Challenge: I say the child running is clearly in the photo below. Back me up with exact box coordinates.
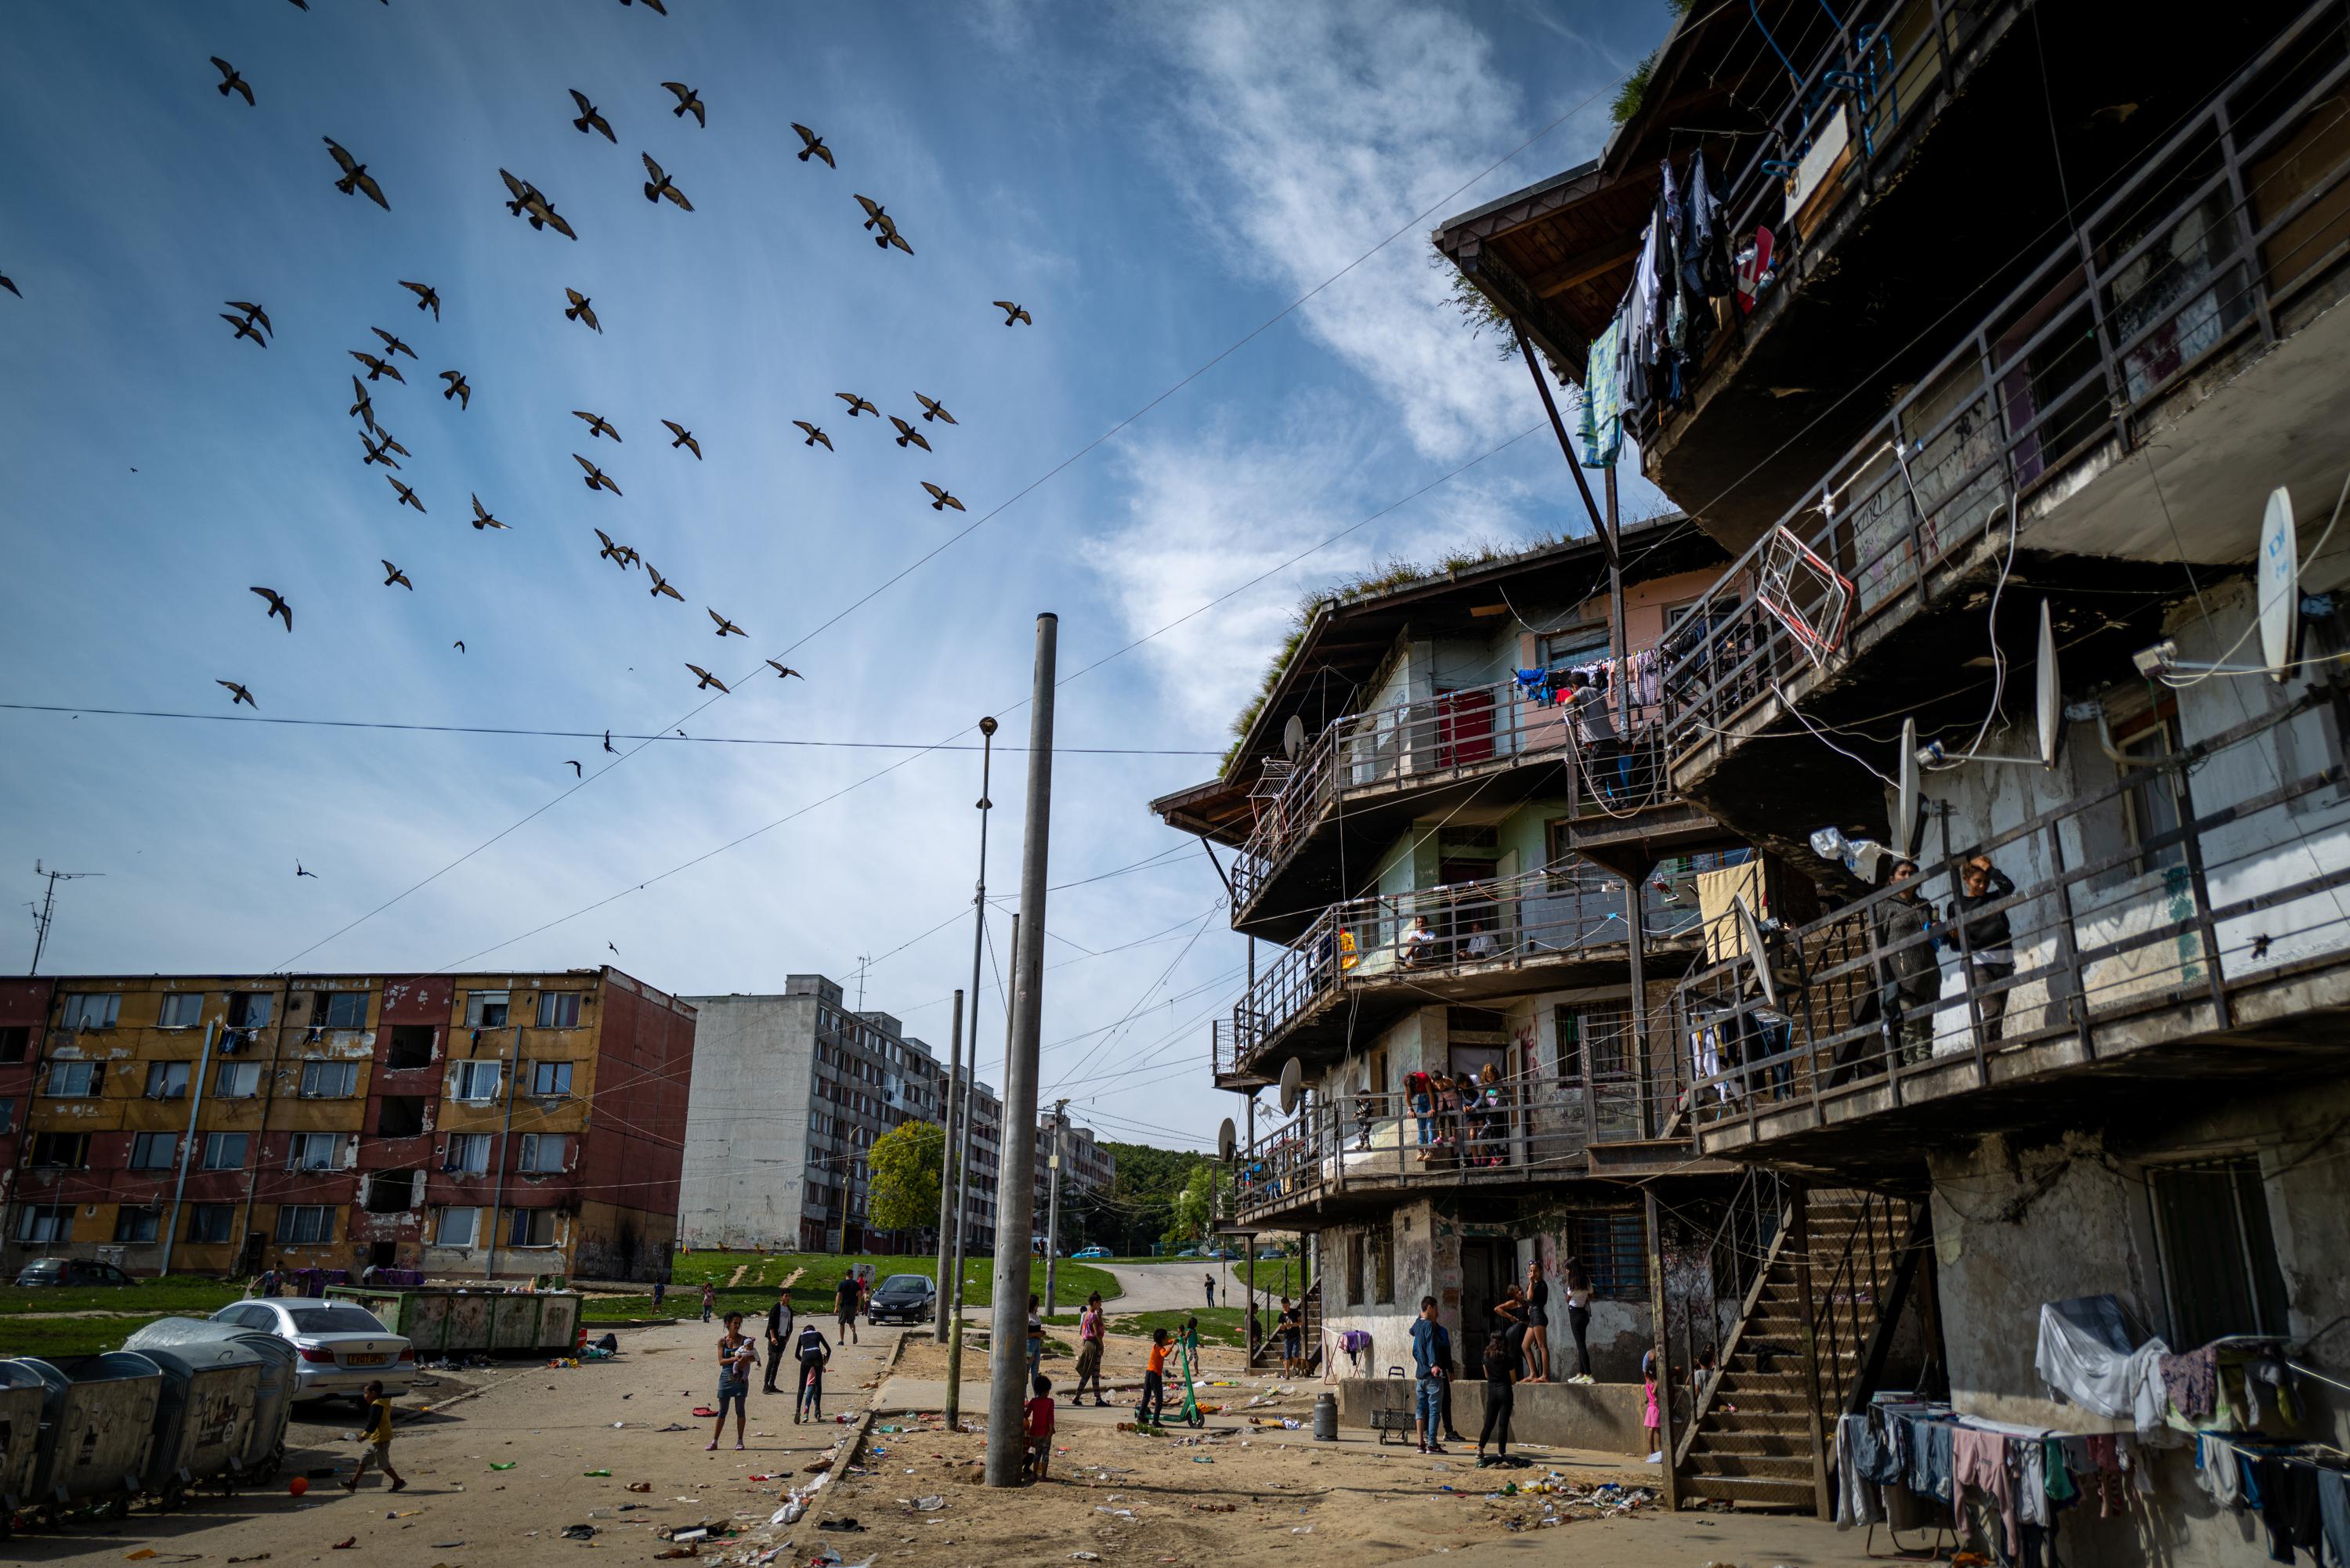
[342,1379,404,1493]
[1137,1328,1171,1425]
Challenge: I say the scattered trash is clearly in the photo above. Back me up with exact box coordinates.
[127,1552,157,1561]
[1072,1555,1101,1563]
[489,1461,516,1471]
[803,1458,833,1475]
[228,1557,273,1564]
[654,1549,697,1559]
[815,1519,865,1533]
[331,1540,356,1552]
[561,1524,598,1541]
[660,1423,690,1433]
[1191,1457,1214,1465]
[627,1482,652,1493]
[692,1407,718,1418]
[911,1496,945,1512]
[1191,1502,1235,1513]
[668,1528,709,1544]
[385,1508,421,1518]
[583,1469,612,1476]
[771,1499,808,1526]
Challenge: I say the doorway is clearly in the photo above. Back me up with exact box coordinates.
[368,1241,397,1270]
[1459,1237,1516,1373]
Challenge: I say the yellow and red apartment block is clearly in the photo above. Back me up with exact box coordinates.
[0,968,694,1282]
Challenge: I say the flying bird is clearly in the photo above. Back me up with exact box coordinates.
[855,195,913,253]
[388,476,425,513]
[250,586,293,632]
[349,349,404,384]
[794,421,833,450]
[358,429,400,468]
[211,57,255,107]
[595,528,634,567]
[574,453,621,495]
[913,392,956,425]
[566,760,583,778]
[661,420,700,458]
[641,154,692,210]
[323,137,389,209]
[374,427,410,461]
[922,482,965,512]
[766,661,803,681]
[0,275,17,298]
[685,663,728,693]
[890,416,931,452]
[439,369,471,409]
[994,301,1033,327]
[663,81,706,127]
[381,560,412,590]
[499,170,578,239]
[646,565,685,602]
[568,89,616,143]
[220,312,269,347]
[399,280,440,320]
[471,494,511,530]
[371,327,416,362]
[296,863,317,879]
[563,288,601,333]
[349,377,375,431]
[707,608,746,638]
[217,679,256,708]
[453,641,465,653]
[620,0,667,11]
[603,730,616,753]
[835,392,877,417]
[792,124,834,168]
[573,410,621,442]
[607,941,619,954]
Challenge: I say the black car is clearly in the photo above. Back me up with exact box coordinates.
[14,1258,137,1288]
[866,1273,936,1325]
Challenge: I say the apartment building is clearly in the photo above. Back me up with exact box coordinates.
[678,977,990,1255]
[0,980,49,1227]
[1033,1113,1116,1244]
[1431,0,2350,1537]
[0,968,693,1282]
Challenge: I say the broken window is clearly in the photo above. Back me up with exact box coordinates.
[28,1133,90,1168]
[227,992,273,1028]
[145,1061,191,1100]
[518,1133,569,1173]
[0,1025,27,1063]
[203,1133,248,1170]
[186,1204,234,1244]
[129,1132,176,1170]
[316,992,369,1029]
[365,1170,421,1212]
[465,991,512,1028]
[114,1209,159,1244]
[274,1205,334,1245]
[299,1060,360,1099]
[535,992,583,1029]
[386,1024,435,1071]
[378,1096,428,1138]
[157,993,204,1029]
[508,1208,558,1247]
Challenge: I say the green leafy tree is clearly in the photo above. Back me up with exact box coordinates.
[1165,1164,1222,1248]
[866,1120,945,1236]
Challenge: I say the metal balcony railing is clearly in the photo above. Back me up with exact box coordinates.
[1662,0,2350,768]
[1658,685,2350,1146]
[1233,673,1673,915]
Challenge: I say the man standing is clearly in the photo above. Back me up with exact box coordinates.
[833,1270,861,1346]
[1204,1273,1216,1310]
[1410,1295,1448,1454]
[762,1284,794,1395]
[1876,858,1943,1065]
[1946,851,2017,1042]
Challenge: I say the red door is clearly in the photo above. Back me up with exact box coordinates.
[1435,688,1495,767]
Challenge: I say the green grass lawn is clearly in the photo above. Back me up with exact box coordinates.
[584,1254,1121,1324]
[0,1313,186,1360]
[0,1277,248,1317]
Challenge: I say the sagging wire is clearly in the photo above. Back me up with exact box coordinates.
[2159,468,2350,688]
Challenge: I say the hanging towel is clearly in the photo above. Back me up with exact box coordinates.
[1580,317,1623,468]
[1953,1428,2019,1555]
[1836,1413,1882,1530]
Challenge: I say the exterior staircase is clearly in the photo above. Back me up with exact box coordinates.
[1249,1277,1323,1373]
[1674,1184,1925,1512]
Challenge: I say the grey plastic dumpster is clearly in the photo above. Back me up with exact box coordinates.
[124,1320,295,1483]
[22,1353,162,1516]
[134,1344,262,1508]
[0,1360,49,1534]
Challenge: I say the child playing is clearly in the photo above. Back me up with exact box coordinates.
[1021,1373,1056,1480]
[1137,1328,1171,1425]
[342,1379,404,1493]
[794,1318,833,1423]
[1643,1346,1662,1463]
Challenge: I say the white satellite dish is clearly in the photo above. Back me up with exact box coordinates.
[1896,717,1921,857]
[1733,894,1776,1010]
[1217,1117,1237,1162]
[1913,599,2063,771]
[1278,1056,1303,1115]
[1283,715,1307,761]
[2260,486,2301,681]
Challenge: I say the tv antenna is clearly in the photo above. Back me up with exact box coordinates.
[30,861,103,975]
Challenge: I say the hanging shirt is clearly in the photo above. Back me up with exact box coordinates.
[1580,317,1623,468]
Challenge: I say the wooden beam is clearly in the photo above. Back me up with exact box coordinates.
[1528,234,1644,300]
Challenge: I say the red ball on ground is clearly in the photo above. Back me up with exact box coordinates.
[289,1476,309,1497]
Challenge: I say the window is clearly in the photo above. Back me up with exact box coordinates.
[29,1132,90,1168]
[114,1209,160,1244]
[203,1133,248,1170]
[535,992,582,1029]
[2119,717,2186,875]
[274,1205,334,1245]
[1539,622,1612,670]
[518,1133,569,1173]
[1346,1231,1366,1305]
[316,992,368,1028]
[2150,1155,2290,1348]
[528,1060,573,1097]
[0,1099,12,1135]
[434,1206,481,1246]
[215,1061,262,1099]
[0,1025,26,1063]
[130,1132,177,1170]
[378,1095,427,1137]
[16,1204,73,1243]
[287,1132,342,1171]
[508,1207,558,1247]
[1579,1003,1636,1078]
[186,1205,235,1244]
[60,992,121,1030]
[385,1024,434,1071]
[452,1061,502,1102]
[299,1060,360,1099]
[365,1169,420,1212]
[443,1133,492,1173]
[465,991,511,1028]
[43,1060,102,1097]
[1371,1221,1394,1305]
[157,993,204,1029]
[227,992,273,1028]
[1553,1006,1584,1082]
[1563,1212,1650,1300]
[145,1061,191,1099]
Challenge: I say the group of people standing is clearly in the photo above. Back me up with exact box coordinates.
[1406,1066,1519,1165]
[1410,1255,1597,1465]
[701,1276,862,1450]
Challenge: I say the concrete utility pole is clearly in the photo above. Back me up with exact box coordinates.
[27,862,101,974]
[932,989,964,1342]
[160,1017,220,1274]
[946,913,1013,1433]
[944,717,997,1415]
[1043,1098,1068,1311]
[985,613,1058,1487]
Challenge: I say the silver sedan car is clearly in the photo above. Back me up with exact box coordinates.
[210,1298,415,1403]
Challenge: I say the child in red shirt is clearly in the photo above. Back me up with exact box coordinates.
[1021,1373,1056,1480]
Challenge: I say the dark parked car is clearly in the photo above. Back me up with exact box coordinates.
[14,1258,136,1287]
[866,1273,937,1326]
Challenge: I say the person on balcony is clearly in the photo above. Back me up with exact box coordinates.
[1408,1071,1437,1156]
[1462,919,1499,963]
[1399,914,1440,969]
[1945,852,2018,1042]
[1431,1072,1462,1158]
[1874,858,1943,1065]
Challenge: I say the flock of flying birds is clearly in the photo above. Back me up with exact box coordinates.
[45,0,1053,857]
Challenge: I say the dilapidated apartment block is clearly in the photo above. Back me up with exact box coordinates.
[0,967,693,1283]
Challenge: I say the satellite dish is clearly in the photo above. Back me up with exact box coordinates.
[2035,599,2061,768]
[1896,717,1921,858]
[1217,1117,1237,1162]
[1734,894,1776,1010]
[1278,1056,1303,1115]
[2260,486,2301,681]
[1282,715,1307,761]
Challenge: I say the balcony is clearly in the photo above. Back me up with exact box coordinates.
[1215,860,1708,1087]
[1659,689,2350,1180]
[1658,0,2350,851]
[1230,675,1719,942]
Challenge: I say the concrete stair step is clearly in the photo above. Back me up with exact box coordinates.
[1685,1451,1814,1479]
[1679,1473,1819,1506]
[1692,1432,1811,1457]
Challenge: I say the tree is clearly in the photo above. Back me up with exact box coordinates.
[866,1120,944,1236]
[1165,1164,1222,1248]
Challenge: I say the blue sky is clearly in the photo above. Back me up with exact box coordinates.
[0,0,1672,1151]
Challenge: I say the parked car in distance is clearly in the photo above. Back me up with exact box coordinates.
[210,1298,414,1402]
[1072,1245,1112,1259]
[14,1257,136,1287]
[865,1274,937,1326]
